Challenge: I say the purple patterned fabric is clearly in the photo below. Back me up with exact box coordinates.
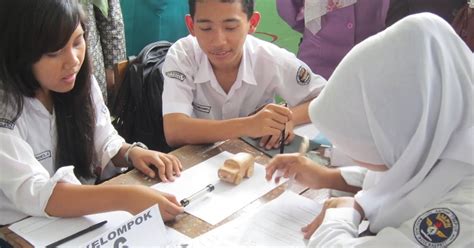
[277,0,390,80]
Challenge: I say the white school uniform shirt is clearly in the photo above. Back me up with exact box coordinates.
[162,35,326,119]
[0,77,124,225]
[309,173,474,247]
[307,13,473,247]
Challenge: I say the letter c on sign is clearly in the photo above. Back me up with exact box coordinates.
[113,237,128,248]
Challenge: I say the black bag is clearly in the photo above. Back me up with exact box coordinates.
[111,41,173,153]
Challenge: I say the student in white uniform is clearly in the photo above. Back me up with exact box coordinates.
[0,0,184,226]
[266,13,473,247]
[162,0,326,149]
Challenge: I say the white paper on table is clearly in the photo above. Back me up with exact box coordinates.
[8,211,131,247]
[192,191,322,247]
[165,227,193,247]
[152,151,286,225]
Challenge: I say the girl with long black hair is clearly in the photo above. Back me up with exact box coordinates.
[0,0,183,225]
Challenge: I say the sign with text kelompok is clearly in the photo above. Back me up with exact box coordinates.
[82,205,167,248]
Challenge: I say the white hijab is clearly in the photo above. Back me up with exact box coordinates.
[309,13,473,233]
[305,0,357,34]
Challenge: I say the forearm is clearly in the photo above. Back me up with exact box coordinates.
[164,115,251,147]
[315,167,361,193]
[290,101,311,126]
[45,183,136,217]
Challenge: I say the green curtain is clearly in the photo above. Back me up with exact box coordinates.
[120,0,189,56]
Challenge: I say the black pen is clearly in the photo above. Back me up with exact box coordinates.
[280,102,288,154]
[180,184,215,207]
[45,220,107,248]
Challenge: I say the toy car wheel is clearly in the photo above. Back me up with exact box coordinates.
[234,175,242,184]
[245,165,254,177]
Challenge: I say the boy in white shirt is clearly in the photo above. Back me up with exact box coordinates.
[162,0,326,149]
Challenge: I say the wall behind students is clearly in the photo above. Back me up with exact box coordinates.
[121,0,299,56]
[253,0,302,54]
[120,0,189,56]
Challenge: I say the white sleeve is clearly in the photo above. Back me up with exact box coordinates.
[308,177,473,247]
[161,39,196,116]
[339,166,368,188]
[91,77,125,170]
[308,208,464,248]
[274,48,326,107]
[0,133,80,219]
[308,208,418,247]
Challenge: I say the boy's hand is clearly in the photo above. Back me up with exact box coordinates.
[246,103,292,141]
[129,148,182,182]
[259,119,295,149]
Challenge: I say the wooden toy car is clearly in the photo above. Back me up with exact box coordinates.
[218,152,255,185]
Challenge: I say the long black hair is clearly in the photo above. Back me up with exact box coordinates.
[0,0,98,180]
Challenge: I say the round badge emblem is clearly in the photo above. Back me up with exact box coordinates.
[413,208,459,247]
[296,66,311,85]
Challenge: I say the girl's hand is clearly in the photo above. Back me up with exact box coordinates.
[265,153,330,189]
[126,186,184,221]
[129,148,182,182]
[301,197,364,239]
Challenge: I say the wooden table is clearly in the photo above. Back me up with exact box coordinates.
[1,138,310,247]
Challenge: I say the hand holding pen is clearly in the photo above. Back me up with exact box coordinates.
[246,103,293,149]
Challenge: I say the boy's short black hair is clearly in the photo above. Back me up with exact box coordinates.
[188,0,255,20]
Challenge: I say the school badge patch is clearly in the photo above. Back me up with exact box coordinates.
[413,208,459,247]
[296,66,311,85]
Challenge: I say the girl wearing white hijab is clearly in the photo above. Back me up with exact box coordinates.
[266,13,473,247]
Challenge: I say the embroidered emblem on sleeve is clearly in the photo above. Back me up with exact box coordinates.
[192,102,211,114]
[413,208,460,247]
[0,118,15,130]
[165,71,186,81]
[296,66,311,85]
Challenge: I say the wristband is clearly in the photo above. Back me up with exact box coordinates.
[124,142,148,165]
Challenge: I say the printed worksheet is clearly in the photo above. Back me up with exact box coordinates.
[192,191,322,247]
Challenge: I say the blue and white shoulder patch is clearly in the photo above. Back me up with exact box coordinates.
[296,66,311,85]
[413,208,460,247]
